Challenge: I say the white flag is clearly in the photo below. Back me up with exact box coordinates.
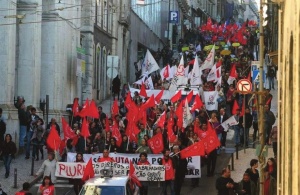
[141,50,160,75]
[221,116,238,131]
[190,56,202,85]
[160,65,172,80]
[134,75,146,85]
[201,45,215,70]
[183,99,193,128]
[144,76,154,90]
[169,56,186,92]
[207,64,217,82]
[203,91,218,111]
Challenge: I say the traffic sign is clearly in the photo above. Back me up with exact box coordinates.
[252,70,265,85]
[107,68,118,79]
[169,11,179,23]
[237,79,252,94]
[107,55,119,68]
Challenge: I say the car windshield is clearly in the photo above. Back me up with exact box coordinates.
[79,185,125,195]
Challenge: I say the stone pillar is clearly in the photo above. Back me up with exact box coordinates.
[16,1,42,108]
[81,0,95,102]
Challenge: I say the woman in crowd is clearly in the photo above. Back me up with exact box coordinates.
[71,153,85,195]
[245,159,260,191]
[37,176,55,195]
[31,118,45,161]
[264,158,277,195]
[0,134,17,178]
[108,137,120,153]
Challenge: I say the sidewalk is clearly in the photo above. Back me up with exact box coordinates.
[0,150,45,194]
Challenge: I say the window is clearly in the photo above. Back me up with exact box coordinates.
[103,1,108,30]
[97,0,102,27]
[95,45,101,100]
[108,4,112,33]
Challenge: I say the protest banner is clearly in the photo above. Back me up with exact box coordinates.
[55,161,165,181]
[67,153,201,178]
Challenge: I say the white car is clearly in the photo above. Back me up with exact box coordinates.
[79,176,137,195]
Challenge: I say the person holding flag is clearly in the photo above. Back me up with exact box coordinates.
[172,145,188,195]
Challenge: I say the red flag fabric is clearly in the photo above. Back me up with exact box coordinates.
[216,59,222,68]
[59,140,66,156]
[265,96,272,105]
[170,90,182,103]
[155,90,164,103]
[141,95,155,110]
[163,65,170,78]
[80,117,90,138]
[167,122,177,143]
[126,121,139,143]
[180,140,205,159]
[190,94,204,112]
[61,117,76,140]
[139,83,147,98]
[175,102,183,129]
[232,100,240,115]
[82,158,95,181]
[111,100,119,116]
[111,122,122,147]
[72,98,80,117]
[229,64,238,78]
[88,100,99,119]
[147,133,164,154]
[185,91,193,103]
[79,99,89,118]
[129,161,142,187]
[105,117,111,132]
[46,125,61,151]
[125,93,134,109]
[156,111,166,128]
[202,122,221,154]
[194,123,201,134]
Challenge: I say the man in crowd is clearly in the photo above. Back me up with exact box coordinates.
[46,118,60,135]
[172,145,187,195]
[97,149,115,162]
[25,107,39,159]
[35,152,57,183]
[160,149,175,195]
[216,168,236,195]
[237,173,257,195]
[218,108,228,149]
[264,104,276,144]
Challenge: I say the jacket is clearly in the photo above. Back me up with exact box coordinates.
[238,180,257,195]
[1,140,17,156]
[36,159,57,183]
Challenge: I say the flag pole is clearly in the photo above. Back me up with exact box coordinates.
[127,137,129,151]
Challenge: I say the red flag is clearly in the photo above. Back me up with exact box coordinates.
[46,125,61,151]
[246,71,251,81]
[156,111,166,128]
[163,65,170,78]
[265,96,272,105]
[139,83,147,98]
[216,59,222,68]
[59,140,66,156]
[170,90,181,103]
[80,117,90,138]
[194,123,201,134]
[155,90,164,103]
[229,64,238,78]
[147,133,164,154]
[125,93,134,109]
[129,161,142,187]
[232,100,240,115]
[105,117,111,132]
[88,100,99,119]
[167,122,177,143]
[72,98,80,117]
[190,94,204,112]
[141,94,155,110]
[202,122,221,154]
[126,121,139,143]
[175,102,183,129]
[111,122,122,147]
[61,117,76,140]
[180,140,205,159]
[111,100,119,116]
[82,158,95,181]
[185,91,193,103]
[79,99,89,118]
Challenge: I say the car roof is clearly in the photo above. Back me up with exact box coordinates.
[84,176,129,186]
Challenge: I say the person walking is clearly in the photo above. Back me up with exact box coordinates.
[245,159,260,188]
[37,176,55,195]
[35,153,57,183]
[237,173,257,195]
[31,118,45,161]
[112,75,121,100]
[172,145,188,195]
[26,107,40,159]
[263,158,277,195]
[0,134,17,178]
